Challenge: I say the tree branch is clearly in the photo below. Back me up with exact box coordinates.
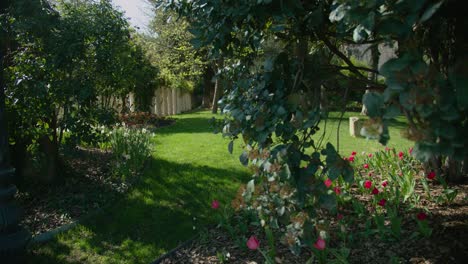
[319,34,369,79]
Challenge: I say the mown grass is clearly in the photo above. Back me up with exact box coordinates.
[28,110,413,263]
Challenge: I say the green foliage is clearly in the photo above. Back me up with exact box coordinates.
[137,9,205,92]
[162,0,466,260]
[106,125,153,179]
[3,0,158,180]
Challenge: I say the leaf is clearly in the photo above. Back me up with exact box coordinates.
[420,1,444,23]
[353,25,369,43]
[362,92,383,118]
[239,151,249,166]
[329,4,349,22]
[244,179,255,202]
[383,104,401,119]
[342,166,354,183]
[228,140,234,154]
[328,166,341,181]
[449,70,468,110]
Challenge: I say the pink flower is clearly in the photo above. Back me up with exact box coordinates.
[334,187,341,195]
[398,151,404,160]
[211,200,220,209]
[363,163,369,169]
[409,147,413,155]
[348,156,355,162]
[371,187,379,195]
[378,199,387,207]
[368,153,373,158]
[313,237,326,250]
[324,179,332,188]
[427,171,436,180]
[351,151,357,156]
[364,180,372,189]
[382,181,388,187]
[417,212,427,221]
[385,147,391,152]
[246,236,260,250]
[337,214,344,221]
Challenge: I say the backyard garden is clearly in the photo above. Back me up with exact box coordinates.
[1,0,467,264]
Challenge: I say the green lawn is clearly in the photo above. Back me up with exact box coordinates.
[28,110,413,263]
[315,112,414,156]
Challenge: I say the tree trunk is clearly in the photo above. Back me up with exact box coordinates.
[211,77,220,114]
[445,157,466,183]
[202,65,215,108]
[211,59,224,114]
[38,135,61,183]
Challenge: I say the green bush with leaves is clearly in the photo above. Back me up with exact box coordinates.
[160,0,466,261]
[3,0,158,182]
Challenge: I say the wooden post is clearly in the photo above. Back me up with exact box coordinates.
[166,88,172,116]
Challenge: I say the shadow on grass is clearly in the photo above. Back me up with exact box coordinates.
[156,117,217,135]
[27,156,250,264]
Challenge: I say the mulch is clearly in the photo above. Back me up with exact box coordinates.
[16,147,128,236]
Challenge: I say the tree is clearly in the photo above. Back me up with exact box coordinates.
[139,9,205,97]
[6,0,157,182]
[163,0,467,182]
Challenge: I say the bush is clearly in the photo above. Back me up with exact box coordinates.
[228,147,457,262]
[107,124,153,178]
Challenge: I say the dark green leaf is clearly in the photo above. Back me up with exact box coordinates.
[228,140,234,154]
[420,1,444,23]
[363,92,383,118]
[239,151,249,166]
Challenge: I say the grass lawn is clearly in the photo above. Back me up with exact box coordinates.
[28,110,413,263]
[315,112,414,155]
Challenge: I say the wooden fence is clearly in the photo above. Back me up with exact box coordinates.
[101,88,193,117]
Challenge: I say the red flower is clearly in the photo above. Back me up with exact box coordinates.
[382,181,388,187]
[324,179,332,188]
[363,163,369,169]
[417,212,427,221]
[334,187,341,195]
[364,180,372,189]
[378,199,387,207]
[409,147,413,155]
[211,200,220,209]
[247,236,260,250]
[348,156,355,162]
[398,151,404,160]
[351,151,357,156]
[368,153,373,158]
[427,171,436,180]
[313,237,326,250]
[372,187,379,195]
[337,214,344,221]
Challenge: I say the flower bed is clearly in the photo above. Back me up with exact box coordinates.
[158,148,467,263]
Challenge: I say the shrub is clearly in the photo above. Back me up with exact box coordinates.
[107,124,153,178]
